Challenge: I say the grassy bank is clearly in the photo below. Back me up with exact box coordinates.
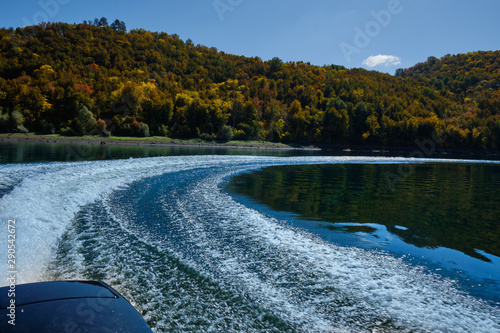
[0,133,318,150]
[3,133,500,161]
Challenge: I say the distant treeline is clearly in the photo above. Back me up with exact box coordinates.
[0,20,499,149]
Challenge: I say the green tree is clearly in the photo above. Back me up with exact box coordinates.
[110,19,126,33]
[76,106,96,134]
[185,98,209,136]
[327,97,347,111]
[218,125,233,141]
[231,99,243,127]
[323,106,349,143]
[10,109,27,133]
[137,122,150,137]
[95,17,109,27]
[142,98,173,135]
[352,101,369,142]
[268,57,284,74]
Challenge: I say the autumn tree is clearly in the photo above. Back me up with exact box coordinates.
[0,22,498,149]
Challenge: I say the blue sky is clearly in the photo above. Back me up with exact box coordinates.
[1,0,499,74]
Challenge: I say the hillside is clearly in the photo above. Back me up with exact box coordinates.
[397,52,500,118]
[0,21,499,149]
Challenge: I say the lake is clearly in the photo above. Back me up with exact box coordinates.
[226,163,500,300]
[0,142,499,332]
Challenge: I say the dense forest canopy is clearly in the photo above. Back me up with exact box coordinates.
[0,20,499,149]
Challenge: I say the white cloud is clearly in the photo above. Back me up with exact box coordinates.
[362,55,401,67]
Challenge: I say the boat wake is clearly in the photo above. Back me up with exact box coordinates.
[0,156,498,332]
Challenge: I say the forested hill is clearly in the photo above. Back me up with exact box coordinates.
[396,52,500,113]
[0,21,499,149]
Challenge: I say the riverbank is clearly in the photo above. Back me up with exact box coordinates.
[1,133,499,160]
[0,133,318,151]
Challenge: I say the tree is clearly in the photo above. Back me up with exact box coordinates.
[327,97,347,111]
[111,19,126,33]
[231,99,243,127]
[209,99,231,132]
[395,68,405,77]
[137,122,150,137]
[218,125,233,141]
[142,99,173,125]
[352,102,369,142]
[0,108,26,133]
[96,118,108,136]
[95,17,109,27]
[323,106,349,143]
[427,56,438,64]
[241,101,258,124]
[185,98,209,136]
[354,102,368,119]
[76,106,96,134]
[10,109,27,133]
[289,100,311,141]
[33,65,55,80]
[269,57,284,74]
[364,113,381,142]
[0,23,497,149]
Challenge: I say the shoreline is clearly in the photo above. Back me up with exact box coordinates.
[0,133,315,151]
[1,133,500,160]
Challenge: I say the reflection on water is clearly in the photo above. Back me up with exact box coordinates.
[227,163,500,262]
[0,141,311,163]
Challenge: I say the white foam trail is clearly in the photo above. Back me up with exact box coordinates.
[0,155,496,284]
[169,167,499,332]
[0,156,246,283]
[1,156,499,332]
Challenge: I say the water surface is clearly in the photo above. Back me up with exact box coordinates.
[227,163,500,301]
[0,141,309,164]
[0,149,499,332]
